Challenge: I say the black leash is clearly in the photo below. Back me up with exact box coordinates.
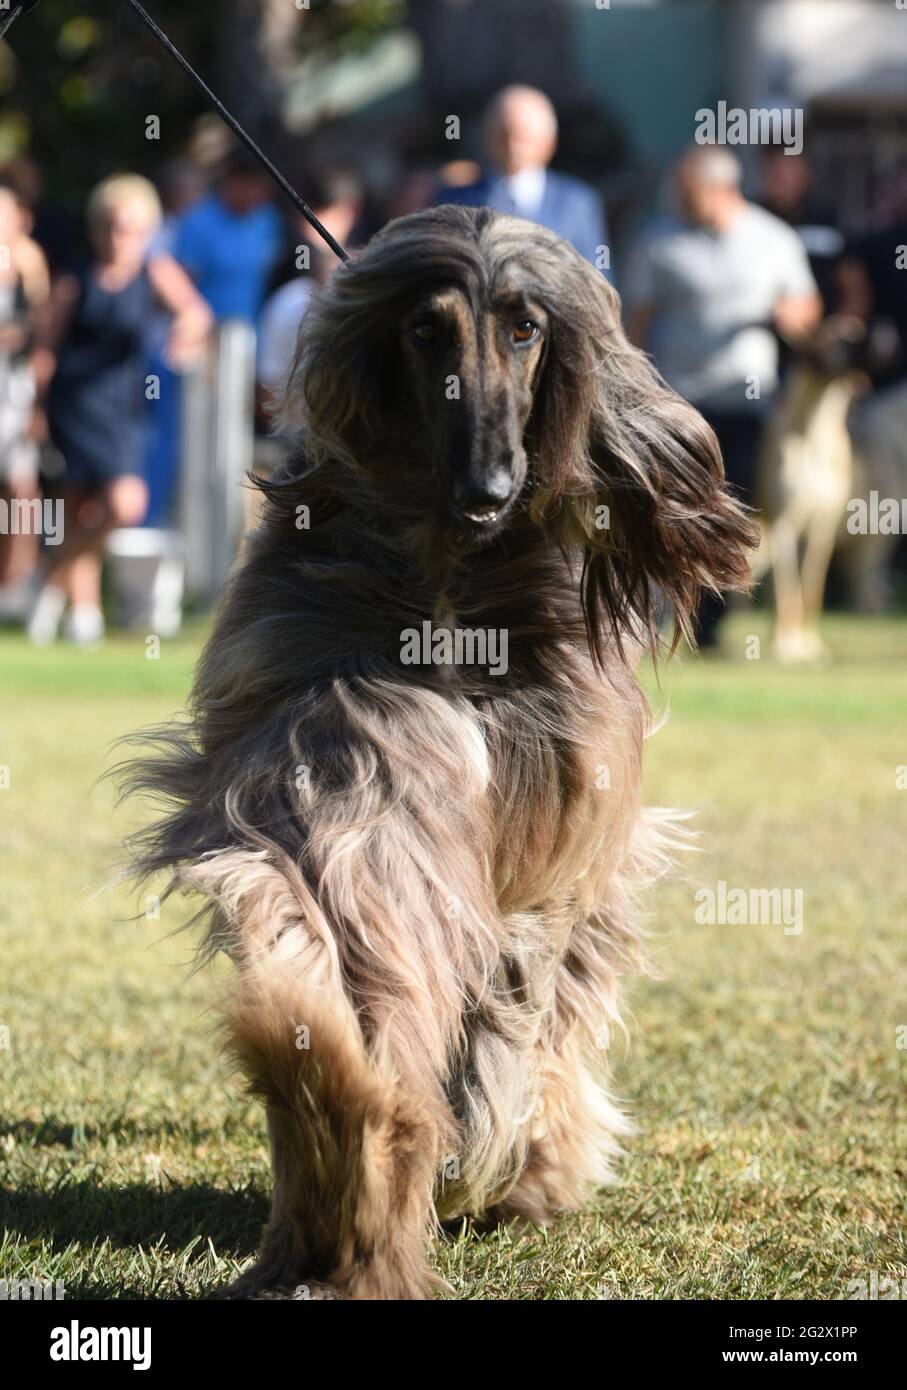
[0,0,350,264]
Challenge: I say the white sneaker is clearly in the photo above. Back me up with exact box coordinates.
[63,603,106,648]
[25,584,67,646]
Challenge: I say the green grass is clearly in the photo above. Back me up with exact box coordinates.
[1,613,906,1299]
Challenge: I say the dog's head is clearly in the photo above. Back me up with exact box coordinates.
[290,204,757,656]
[394,272,545,533]
[795,314,900,381]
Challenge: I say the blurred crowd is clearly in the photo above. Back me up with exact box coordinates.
[1,83,906,646]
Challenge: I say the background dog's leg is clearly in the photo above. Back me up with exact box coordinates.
[770,514,807,660]
[798,510,840,653]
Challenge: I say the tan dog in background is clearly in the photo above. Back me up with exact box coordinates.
[754,317,894,661]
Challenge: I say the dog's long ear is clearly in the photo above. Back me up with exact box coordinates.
[529,265,758,664]
[281,265,403,468]
[282,207,486,469]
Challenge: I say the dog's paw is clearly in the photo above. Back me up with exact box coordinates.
[223,1273,343,1301]
[247,1282,343,1301]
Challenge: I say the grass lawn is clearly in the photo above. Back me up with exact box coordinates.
[1,612,905,1300]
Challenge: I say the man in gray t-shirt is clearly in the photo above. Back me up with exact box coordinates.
[624,146,820,412]
[623,146,821,644]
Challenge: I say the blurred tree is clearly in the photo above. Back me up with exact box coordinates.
[0,0,401,210]
[0,0,214,207]
[217,0,303,135]
[410,0,573,124]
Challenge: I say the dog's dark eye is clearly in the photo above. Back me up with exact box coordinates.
[512,319,539,345]
[410,321,438,344]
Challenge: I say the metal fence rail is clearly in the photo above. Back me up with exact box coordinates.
[179,320,256,605]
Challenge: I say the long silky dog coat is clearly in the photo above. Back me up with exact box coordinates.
[125,206,754,1298]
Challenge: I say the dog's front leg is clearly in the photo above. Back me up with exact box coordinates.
[196,851,452,1301]
[222,950,450,1300]
[486,904,635,1226]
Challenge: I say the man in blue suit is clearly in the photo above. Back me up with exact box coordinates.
[439,85,609,274]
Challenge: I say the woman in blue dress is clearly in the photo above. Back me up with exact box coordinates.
[29,174,211,644]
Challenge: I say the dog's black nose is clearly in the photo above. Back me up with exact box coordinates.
[453,468,514,511]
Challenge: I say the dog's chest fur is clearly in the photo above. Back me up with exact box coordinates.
[422,556,648,923]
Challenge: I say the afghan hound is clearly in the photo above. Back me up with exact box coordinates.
[754,316,895,662]
[122,205,755,1300]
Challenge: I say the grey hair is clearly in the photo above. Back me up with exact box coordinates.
[683,144,743,187]
[483,84,558,139]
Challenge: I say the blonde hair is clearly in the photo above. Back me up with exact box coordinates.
[86,174,162,244]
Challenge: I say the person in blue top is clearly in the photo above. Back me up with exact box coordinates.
[439,85,610,275]
[173,149,283,323]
